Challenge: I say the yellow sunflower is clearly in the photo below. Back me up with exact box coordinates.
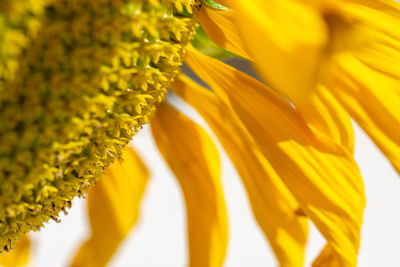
[0,0,399,266]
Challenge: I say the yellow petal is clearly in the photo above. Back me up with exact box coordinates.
[297,86,354,153]
[229,0,328,102]
[0,235,30,267]
[320,1,400,174]
[185,47,365,266]
[150,102,228,267]
[328,52,400,174]
[171,75,308,267]
[71,146,149,267]
[198,7,250,59]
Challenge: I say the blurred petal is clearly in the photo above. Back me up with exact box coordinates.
[198,7,250,59]
[0,235,30,267]
[71,147,149,267]
[229,0,328,102]
[150,102,228,267]
[185,48,365,266]
[171,75,308,267]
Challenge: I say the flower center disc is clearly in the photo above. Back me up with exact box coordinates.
[0,0,198,251]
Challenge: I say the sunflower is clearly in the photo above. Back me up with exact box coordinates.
[0,0,399,266]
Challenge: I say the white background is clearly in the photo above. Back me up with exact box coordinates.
[22,101,400,267]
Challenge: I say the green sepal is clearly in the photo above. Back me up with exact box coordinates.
[191,25,237,60]
[202,0,228,10]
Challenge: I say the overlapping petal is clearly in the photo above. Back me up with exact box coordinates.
[171,75,308,267]
[185,47,365,266]
[198,5,355,155]
[297,87,355,153]
[150,102,228,267]
[71,147,149,267]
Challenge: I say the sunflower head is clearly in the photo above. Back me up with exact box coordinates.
[0,0,198,251]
